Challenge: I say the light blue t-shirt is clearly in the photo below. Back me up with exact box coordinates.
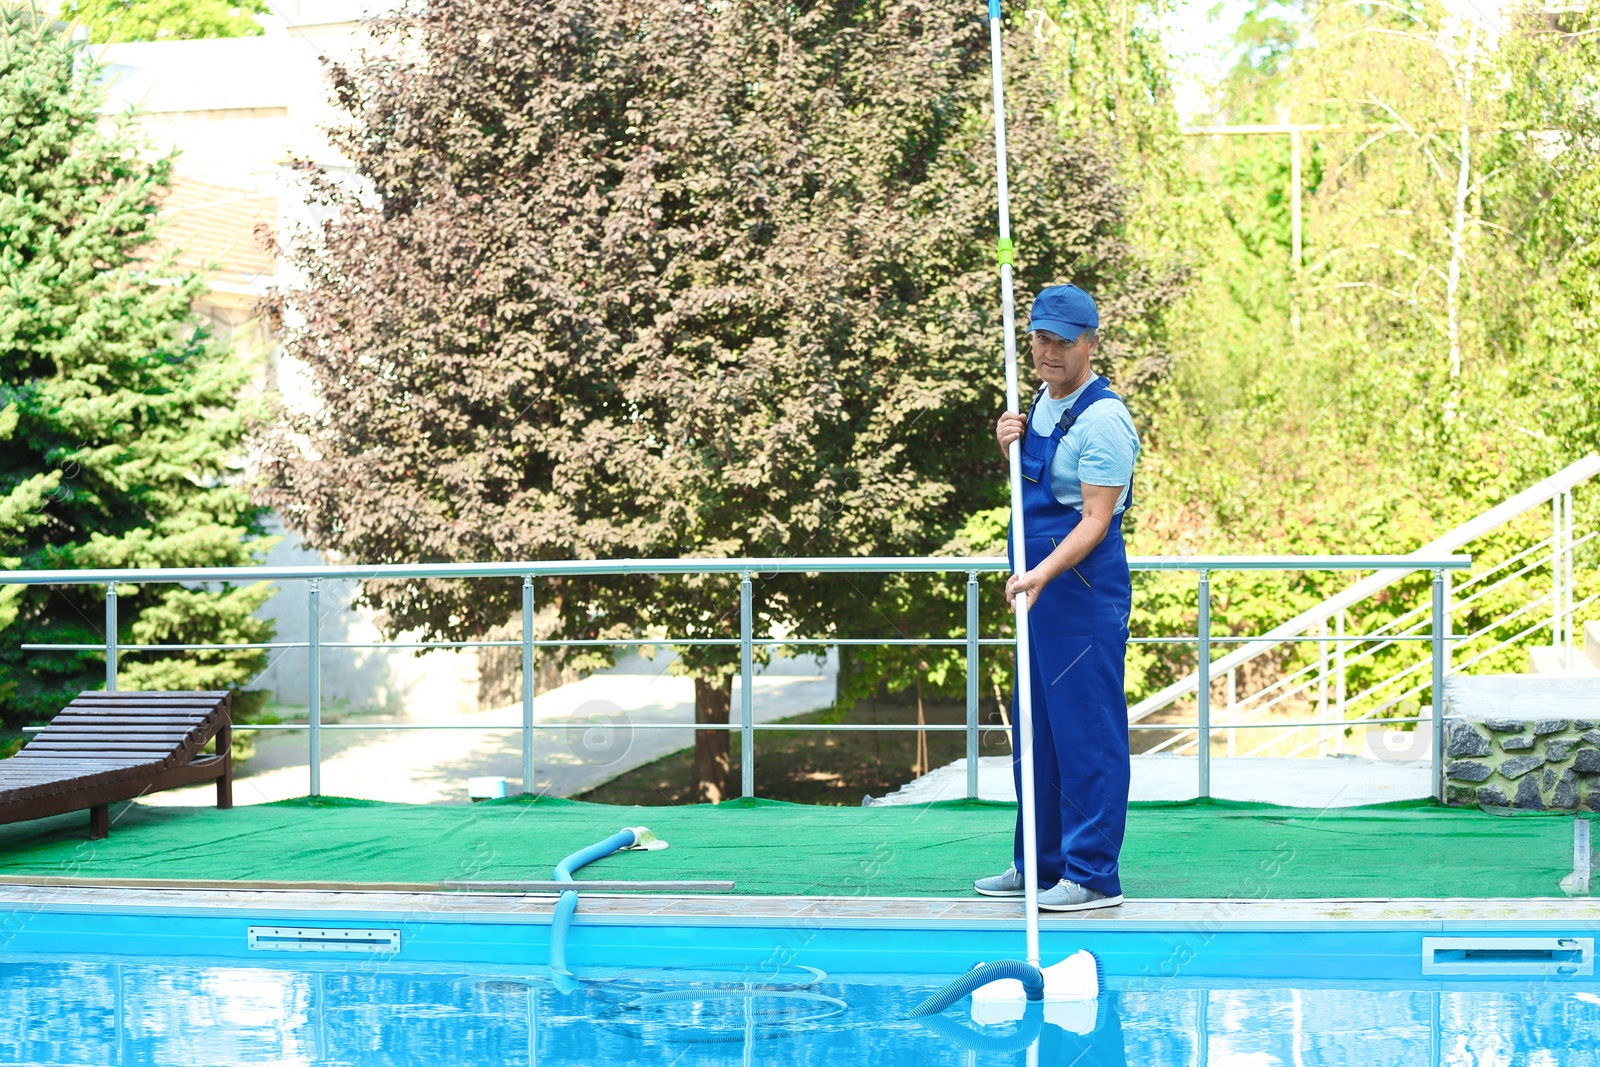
[1029,379,1140,513]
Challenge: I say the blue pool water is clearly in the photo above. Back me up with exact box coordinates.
[2,956,1598,1066]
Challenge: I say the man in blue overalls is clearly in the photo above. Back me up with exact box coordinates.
[974,284,1139,912]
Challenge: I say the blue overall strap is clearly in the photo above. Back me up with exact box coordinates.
[1052,376,1135,509]
[1025,383,1047,423]
[1051,376,1119,435]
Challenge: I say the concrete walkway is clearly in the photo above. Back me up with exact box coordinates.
[872,753,1433,808]
[144,652,836,806]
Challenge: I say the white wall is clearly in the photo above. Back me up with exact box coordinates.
[249,518,480,716]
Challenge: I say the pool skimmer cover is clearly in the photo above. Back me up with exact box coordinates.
[247,926,401,954]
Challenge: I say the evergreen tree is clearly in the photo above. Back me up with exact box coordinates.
[0,6,274,727]
[260,0,1183,800]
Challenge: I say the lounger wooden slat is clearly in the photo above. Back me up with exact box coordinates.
[55,702,213,710]
[27,748,190,758]
[11,749,171,759]
[59,706,219,715]
[0,768,146,784]
[0,766,149,780]
[33,730,200,740]
[53,718,210,724]
[62,706,219,715]
[61,700,224,710]
[62,703,221,712]
[23,740,189,750]
[12,754,175,763]
[0,691,232,838]
[65,694,220,700]
[11,756,180,771]
[49,716,211,726]
[28,740,194,751]
[17,754,180,768]
[51,716,212,726]
[0,764,160,803]
[54,707,213,716]
[16,736,187,747]
[0,773,156,800]
[25,734,190,743]
[32,723,196,729]
[56,706,216,715]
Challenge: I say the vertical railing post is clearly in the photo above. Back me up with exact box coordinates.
[1335,608,1347,719]
[1197,570,1211,799]
[966,570,980,800]
[1565,488,1575,670]
[104,582,118,692]
[1443,569,1453,676]
[1317,617,1329,755]
[1574,818,1592,896]
[739,571,754,799]
[521,575,535,795]
[1431,569,1446,801]
[1225,667,1236,757]
[308,579,322,798]
[1553,493,1564,650]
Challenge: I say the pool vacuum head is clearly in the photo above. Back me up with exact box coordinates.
[908,950,1102,1021]
[972,951,1104,1033]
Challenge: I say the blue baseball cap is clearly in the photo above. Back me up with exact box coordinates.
[1027,284,1098,341]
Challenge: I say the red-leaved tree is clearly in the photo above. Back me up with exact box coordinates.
[259,0,1182,801]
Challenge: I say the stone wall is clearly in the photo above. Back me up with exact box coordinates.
[1444,717,1600,810]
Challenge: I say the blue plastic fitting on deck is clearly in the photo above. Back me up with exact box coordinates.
[548,828,639,986]
[907,958,1044,1017]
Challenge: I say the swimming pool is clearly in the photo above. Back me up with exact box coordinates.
[0,885,1595,1065]
[0,954,1597,1066]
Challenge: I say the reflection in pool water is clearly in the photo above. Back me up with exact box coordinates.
[0,958,1594,1065]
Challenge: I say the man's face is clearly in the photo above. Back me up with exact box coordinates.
[1029,329,1097,391]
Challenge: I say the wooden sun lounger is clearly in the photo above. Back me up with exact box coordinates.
[0,690,233,839]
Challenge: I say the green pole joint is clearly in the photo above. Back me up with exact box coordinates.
[996,238,1014,266]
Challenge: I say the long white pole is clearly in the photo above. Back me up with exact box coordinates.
[986,0,1041,968]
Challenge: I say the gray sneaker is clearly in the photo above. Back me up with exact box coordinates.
[1037,879,1123,912]
[973,865,1026,897]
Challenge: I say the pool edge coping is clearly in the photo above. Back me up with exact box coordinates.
[0,883,1597,933]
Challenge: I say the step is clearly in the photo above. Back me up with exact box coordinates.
[869,754,1432,808]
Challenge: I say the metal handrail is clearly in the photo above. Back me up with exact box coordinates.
[0,553,1471,585]
[6,552,1474,803]
[1215,532,1592,759]
[1171,462,1596,764]
[1189,576,1582,760]
[1263,593,1599,761]
[1128,454,1600,722]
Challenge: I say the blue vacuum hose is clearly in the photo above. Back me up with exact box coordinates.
[906,959,1044,1017]
[549,828,639,985]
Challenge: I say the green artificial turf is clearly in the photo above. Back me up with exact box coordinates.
[0,795,1583,899]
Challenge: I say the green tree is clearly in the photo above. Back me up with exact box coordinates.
[1494,1,1600,465]
[66,0,269,42]
[260,0,1183,801]
[1127,0,1600,716]
[0,6,275,727]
